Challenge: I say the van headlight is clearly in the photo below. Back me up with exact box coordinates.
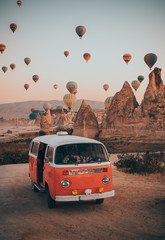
[102,176,110,184]
[61,179,70,188]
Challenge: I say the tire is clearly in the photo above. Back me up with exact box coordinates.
[96,198,104,204]
[47,187,55,208]
[32,181,39,192]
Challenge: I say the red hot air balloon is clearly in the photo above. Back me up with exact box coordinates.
[10,64,16,70]
[83,53,91,62]
[64,51,69,57]
[10,23,17,33]
[17,0,22,7]
[2,66,8,73]
[75,26,86,39]
[123,53,132,64]
[32,75,39,83]
[24,84,29,90]
[0,44,6,54]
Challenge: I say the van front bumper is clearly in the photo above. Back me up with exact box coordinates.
[55,190,115,202]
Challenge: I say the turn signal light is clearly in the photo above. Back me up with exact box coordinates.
[72,190,78,195]
[63,170,69,175]
[99,187,104,193]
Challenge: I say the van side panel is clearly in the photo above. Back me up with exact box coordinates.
[43,163,56,199]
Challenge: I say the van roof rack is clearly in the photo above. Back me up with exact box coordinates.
[56,131,68,136]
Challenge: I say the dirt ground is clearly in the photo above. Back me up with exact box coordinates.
[0,156,165,240]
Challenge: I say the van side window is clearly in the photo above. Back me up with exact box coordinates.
[31,141,39,156]
[45,146,54,163]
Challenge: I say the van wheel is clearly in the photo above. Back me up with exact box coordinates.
[47,187,55,208]
[96,198,104,204]
[32,181,38,192]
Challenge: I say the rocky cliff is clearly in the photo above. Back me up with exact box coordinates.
[100,67,165,140]
[73,100,99,138]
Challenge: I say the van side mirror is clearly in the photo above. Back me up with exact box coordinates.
[45,157,49,163]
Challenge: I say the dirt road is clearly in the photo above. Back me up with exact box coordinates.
[0,157,165,240]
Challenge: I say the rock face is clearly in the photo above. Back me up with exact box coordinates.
[40,109,53,133]
[100,67,165,140]
[34,113,41,125]
[73,100,99,138]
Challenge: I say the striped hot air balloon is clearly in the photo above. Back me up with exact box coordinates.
[131,80,140,91]
[137,75,144,83]
[10,23,17,33]
[2,66,8,73]
[64,51,69,57]
[24,84,29,90]
[17,0,22,7]
[83,53,91,62]
[24,57,31,65]
[123,53,132,64]
[10,64,16,70]
[75,25,86,39]
[105,97,113,110]
[103,84,109,91]
[63,93,77,110]
[32,75,39,83]
[0,44,6,54]
[144,53,157,70]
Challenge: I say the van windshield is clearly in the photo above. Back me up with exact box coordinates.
[55,143,109,165]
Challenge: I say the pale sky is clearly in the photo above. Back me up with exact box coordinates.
[0,0,165,105]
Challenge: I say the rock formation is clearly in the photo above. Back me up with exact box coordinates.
[73,100,99,138]
[34,112,41,125]
[40,109,53,133]
[100,67,165,140]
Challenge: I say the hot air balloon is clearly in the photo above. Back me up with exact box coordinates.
[24,57,31,65]
[10,23,17,33]
[72,89,77,95]
[31,108,36,112]
[66,81,78,94]
[75,25,86,39]
[17,0,22,7]
[10,64,16,70]
[123,53,132,64]
[24,84,29,90]
[0,44,6,54]
[43,103,52,111]
[131,80,140,91]
[137,75,144,83]
[64,51,69,57]
[103,84,109,91]
[32,110,42,115]
[2,66,8,73]
[105,97,113,110]
[32,75,39,83]
[53,84,58,90]
[29,112,37,120]
[63,93,77,110]
[144,53,157,70]
[83,53,91,62]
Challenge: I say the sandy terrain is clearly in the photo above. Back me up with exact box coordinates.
[0,155,164,240]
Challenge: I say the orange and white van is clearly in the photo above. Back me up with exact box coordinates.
[29,132,115,208]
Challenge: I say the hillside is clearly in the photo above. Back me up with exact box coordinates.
[0,99,104,119]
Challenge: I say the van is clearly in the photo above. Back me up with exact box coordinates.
[29,132,115,208]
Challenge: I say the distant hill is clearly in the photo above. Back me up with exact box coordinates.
[0,99,104,119]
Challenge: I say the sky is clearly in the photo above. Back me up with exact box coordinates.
[0,0,165,105]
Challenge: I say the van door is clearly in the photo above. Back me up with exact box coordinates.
[29,141,39,183]
[43,146,55,197]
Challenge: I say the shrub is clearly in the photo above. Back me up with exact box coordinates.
[114,152,164,174]
[0,151,29,165]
